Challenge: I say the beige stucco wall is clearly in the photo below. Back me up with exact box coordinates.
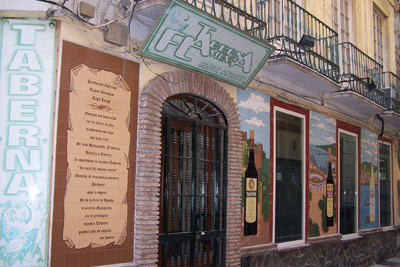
[304,0,397,73]
[55,18,238,102]
[392,138,400,225]
[2,5,400,264]
[56,10,400,250]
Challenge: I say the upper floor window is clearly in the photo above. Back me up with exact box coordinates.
[332,0,351,73]
[268,0,302,40]
[373,5,386,66]
[331,0,351,43]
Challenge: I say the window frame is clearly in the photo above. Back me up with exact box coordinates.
[378,140,393,229]
[331,0,353,43]
[267,0,303,41]
[332,0,353,74]
[272,106,307,247]
[338,129,359,238]
[373,4,387,67]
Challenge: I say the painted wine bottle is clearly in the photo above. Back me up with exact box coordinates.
[244,131,258,236]
[370,158,376,222]
[326,161,334,227]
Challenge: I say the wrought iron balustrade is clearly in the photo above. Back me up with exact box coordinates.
[338,42,385,106]
[381,72,400,113]
[265,0,339,81]
[183,0,340,81]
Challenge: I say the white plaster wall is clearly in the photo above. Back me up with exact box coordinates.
[1,0,51,11]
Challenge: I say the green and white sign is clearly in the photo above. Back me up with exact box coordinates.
[140,0,274,88]
[0,18,57,266]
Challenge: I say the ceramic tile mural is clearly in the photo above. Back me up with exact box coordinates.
[308,111,337,237]
[50,41,138,267]
[237,88,272,246]
[360,129,379,229]
[0,18,57,266]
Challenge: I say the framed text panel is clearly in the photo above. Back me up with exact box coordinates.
[51,41,139,267]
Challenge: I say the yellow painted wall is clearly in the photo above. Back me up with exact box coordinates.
[304,0,397,73]
[1,0,399,237]
[303,0,332,27]
[392,138,400,225]
[56,5,400,235]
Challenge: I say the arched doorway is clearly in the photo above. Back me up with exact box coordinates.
[159,94,227,266]
[134,71,242,266]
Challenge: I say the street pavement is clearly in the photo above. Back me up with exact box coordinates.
[371,258,400,266]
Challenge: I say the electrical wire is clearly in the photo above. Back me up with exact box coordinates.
[38,0,186,85]
[252,76,380,128]
[91,0,135,28]
[36,0,95,26]
[140,56,188,85]
[253,77,321,102]
[38,0,136,29]
[122,0,138,79]
[115,0,135,19]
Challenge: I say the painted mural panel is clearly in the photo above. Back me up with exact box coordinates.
[50,41,139,267]
[237,88,271,246]
[0,18,57,266]
[309,111,337,237]
[360,129,378,229]
[63,64,130,249]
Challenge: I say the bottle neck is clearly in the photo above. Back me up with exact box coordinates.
[327,162,333,182]
[249,149,255,161]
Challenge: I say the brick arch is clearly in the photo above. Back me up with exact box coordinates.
[134,71,242,266]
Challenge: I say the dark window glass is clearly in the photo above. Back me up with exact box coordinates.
[275,111,304,243]
[339,132,357,235]
[159,94,227,266]
[379,142,392,227]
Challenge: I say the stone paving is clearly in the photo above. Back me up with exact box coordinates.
[372,258,400,267]
[241,229,400,267]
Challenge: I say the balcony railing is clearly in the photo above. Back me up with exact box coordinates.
[264,0,339,81]
[183,0,340,81]
[338,42,385,106]
[382,72,400,113]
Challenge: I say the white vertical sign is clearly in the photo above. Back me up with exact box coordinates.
[0,18,57,266]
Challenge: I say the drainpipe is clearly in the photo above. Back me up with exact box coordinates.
[376,114,384,137]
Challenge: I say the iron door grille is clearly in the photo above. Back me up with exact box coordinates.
[159,95,227,267]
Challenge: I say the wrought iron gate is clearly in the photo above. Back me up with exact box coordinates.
[159,95,227,267]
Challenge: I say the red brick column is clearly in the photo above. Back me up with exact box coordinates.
[134,71,242,266]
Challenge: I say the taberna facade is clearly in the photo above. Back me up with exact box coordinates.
[1,0,400,266]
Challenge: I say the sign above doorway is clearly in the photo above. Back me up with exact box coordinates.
[140,0,275,88]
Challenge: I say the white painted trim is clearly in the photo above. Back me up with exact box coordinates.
[379,140,393,228]
[273,106,306,247]
[338,129,359,237]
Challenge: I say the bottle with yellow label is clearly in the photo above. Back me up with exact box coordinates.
[326,161,334,227]
[244,131,258,236]
[370,158,375,222]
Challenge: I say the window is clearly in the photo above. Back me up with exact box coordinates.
[331,0,339,33]
[332,0,352,72]
[268,0,300,40]
[373,6,385,66]
[274,108,305,245]
[379,142,392,227]
[339,131,358,235]
[159,94,227,266]
[331,0,351,43]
